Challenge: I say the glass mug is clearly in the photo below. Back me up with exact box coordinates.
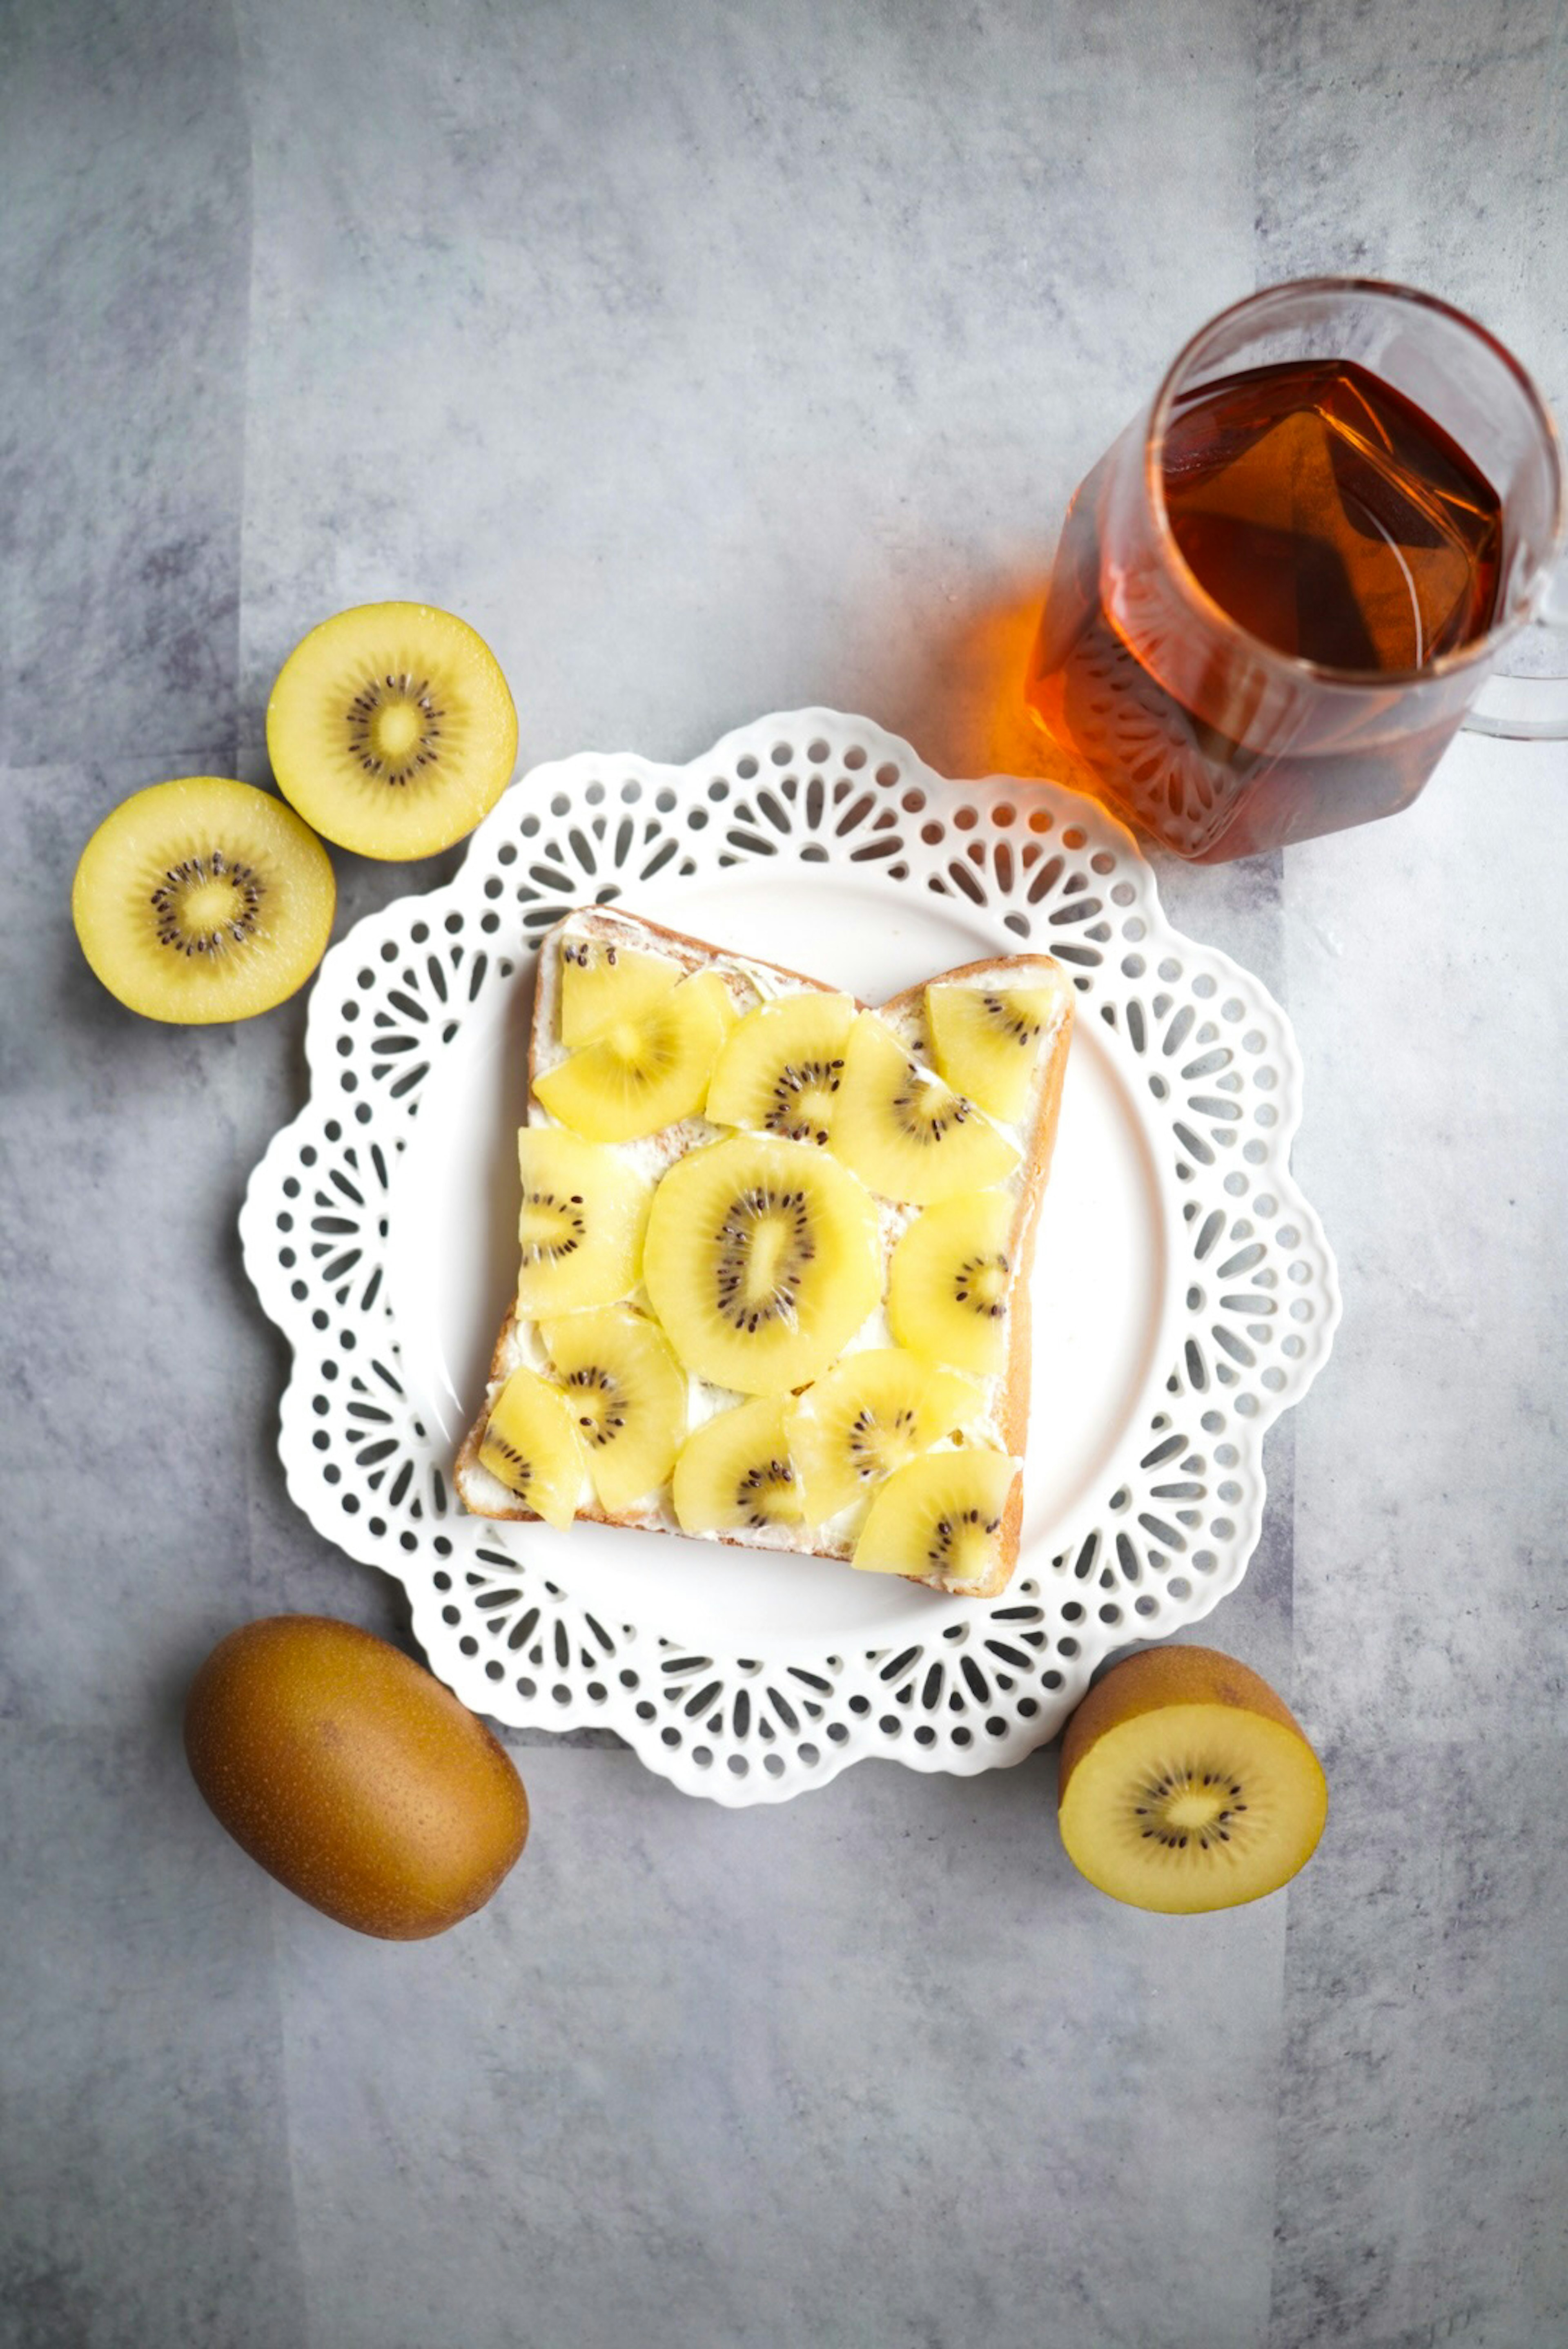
[1026,279,1568,862]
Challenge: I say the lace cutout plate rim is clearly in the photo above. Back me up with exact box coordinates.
[240,708,1340,1807]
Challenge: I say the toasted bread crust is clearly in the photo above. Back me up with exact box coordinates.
[454,906,1074,1597]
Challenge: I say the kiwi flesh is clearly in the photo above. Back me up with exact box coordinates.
[71,776,335,1024]
[540,1304,686,1513]
[1057,1646,1328,1913]
[886,1189,1015,1376]
[266,602,517,860]
[514,1129,649,1317]
[642,1134,882,1394]
[787,1348,983,1524]
[852,1445,1020,1588]
[705,993,858,1144]
[672,1397,802,1535]
[535,972,732,1143]
[831,1014,1020,1204]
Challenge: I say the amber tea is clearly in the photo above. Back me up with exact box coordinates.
[1029,355,1509,859]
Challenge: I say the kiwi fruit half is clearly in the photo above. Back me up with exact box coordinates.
[267,602,517,859]
[1057,1645,1328,1913]
[71,776,335,1024]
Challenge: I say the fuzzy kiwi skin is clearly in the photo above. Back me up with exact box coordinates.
[1058,1644,1316,1810]
[184,1617,528,1940]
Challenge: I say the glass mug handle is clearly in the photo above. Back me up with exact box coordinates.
[1465,553,1568,740]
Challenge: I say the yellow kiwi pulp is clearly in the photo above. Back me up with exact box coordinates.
[71,777,335,1024]
[672,1398,803,1536]
[786,1349,984,1524]
[831,1014,1020,1204]
[514,1129,650,1317]
[541,1305,687,1514]
[926,970,1071,1123]
[267,602,517,859]
[1057,1646,1328,1913]
[643,1134,882,1394]
[477,1368,586,1529]
[559,938,682,1047]
[705,992,858,1144]
[536,971,733,1142]
[852,1444,1020,1590]
[886,1189,1016,1376]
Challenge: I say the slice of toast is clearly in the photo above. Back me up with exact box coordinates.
[454,905,1074,1596]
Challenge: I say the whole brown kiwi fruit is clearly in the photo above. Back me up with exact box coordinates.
[184,1616,529,1939]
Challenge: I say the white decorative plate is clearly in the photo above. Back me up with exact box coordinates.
[240,711,1339,1805]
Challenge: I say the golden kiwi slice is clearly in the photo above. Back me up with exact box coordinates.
[926,968,1071,1123]
[540,1304,687,1515]
[643,1134,881,1394]
[71,777,335,1024]
[786,1348,984,1524]
[267,602,517,859]
[886,1190,1016,1377]
[559,935,681,1048]
[831,1014,1020,1204]
[477,1368,586,1529]
[514,1129,650,1317]
[672,1398,803,1536]
[1057,1646,1329,1914]
[705,992,858,1144]
[535,971,733,1142]
[852,1445,1020,1590]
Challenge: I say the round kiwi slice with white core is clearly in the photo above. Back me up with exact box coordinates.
[71,777,335,1024]
[886,1189,1015,1376]
[1057,1646,1328,1914]
[705,992,858,1144]
[832,1014,1020,1204]
[672,1397,802,1535]
[852,1445,1020,1588]
[643,1134,882,1394]
[787,1348,984,1524]
[266,602,517,859]
[540,1304,686,1514]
